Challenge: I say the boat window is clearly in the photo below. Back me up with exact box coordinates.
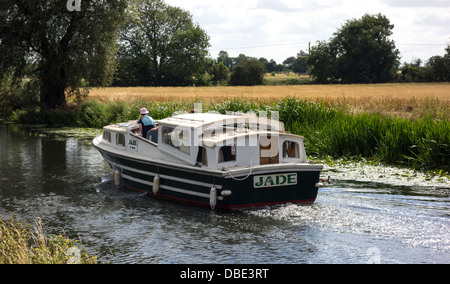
[219,145,236,163]
[161,126,190,155]
[116,134,126,147]
[196,146,208,166]
[283,141,300,158]
[260,135,279,165]
[103,131,111,143]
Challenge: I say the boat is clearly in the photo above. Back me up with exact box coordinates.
[93,111,324,210]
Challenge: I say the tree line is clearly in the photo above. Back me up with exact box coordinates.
[1,0,449,114]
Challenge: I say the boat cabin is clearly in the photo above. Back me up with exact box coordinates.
[101,113,308,170]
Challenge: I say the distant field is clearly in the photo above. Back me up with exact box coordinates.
[263,73,311,84]
[88,83,450,119]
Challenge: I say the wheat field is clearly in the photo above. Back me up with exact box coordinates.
[88,83,450,119]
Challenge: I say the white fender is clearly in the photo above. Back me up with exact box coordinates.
[153,175,160,195]
[114,171,121,186]
[221,190,232,197]
[209,186,217,209]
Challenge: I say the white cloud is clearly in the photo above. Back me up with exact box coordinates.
[165,0,450,63]
[382,0,449,7]
[257,0,295,12]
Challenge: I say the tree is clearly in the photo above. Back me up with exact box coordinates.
[283,57,296,70]
[425,56,449,82]
[424,42,450,82]
[0,0,128,109]
[308,41,338,83]
[234,54,251,67]
[115,0,210,86]
[217,51,234,71]
[293,56,308,74]
[292,50,309,74]
[229,59,266,86]
[209,62,230,85]
[266,59,278,73]
[308,14,400,83]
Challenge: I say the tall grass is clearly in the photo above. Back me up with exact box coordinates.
[0,216,97,264]
[9,96,449,172]
[271,97,449,172]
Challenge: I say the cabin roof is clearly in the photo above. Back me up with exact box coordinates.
[159,113,284,131]
[158,113,239,128]
[200,130,303,149]
[103,123,129,133]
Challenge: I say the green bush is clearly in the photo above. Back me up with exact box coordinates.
[0,76,40,120]
[76,100,110,128]
[229,59,266,86]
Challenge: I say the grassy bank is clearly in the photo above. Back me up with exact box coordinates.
[0,216,97,264]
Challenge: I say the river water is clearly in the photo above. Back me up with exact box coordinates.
[0,124,449,264]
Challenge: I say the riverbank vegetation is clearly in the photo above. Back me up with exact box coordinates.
[87,83,450,120]
[0,216,97,264]
[6,87,449,174]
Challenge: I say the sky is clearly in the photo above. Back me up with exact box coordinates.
[164,0,450,64]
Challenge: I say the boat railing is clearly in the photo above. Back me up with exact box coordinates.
[129,130,158,147]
